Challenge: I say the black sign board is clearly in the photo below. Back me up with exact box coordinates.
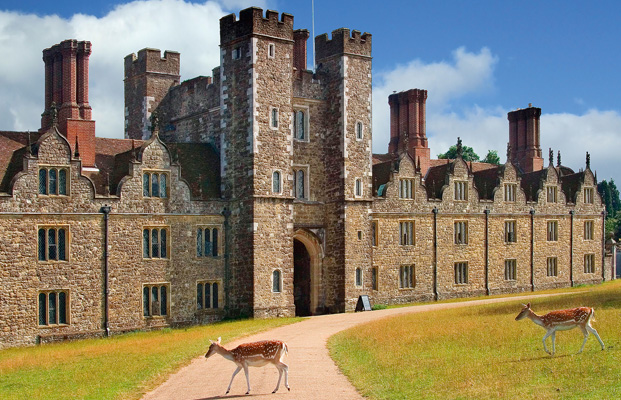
[355,295,372,312]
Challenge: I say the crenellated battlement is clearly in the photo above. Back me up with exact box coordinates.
[124,48,180,79]
[315,28,372,60]
[220,7,294,45]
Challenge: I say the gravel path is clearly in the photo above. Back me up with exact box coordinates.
[142,293,561,400]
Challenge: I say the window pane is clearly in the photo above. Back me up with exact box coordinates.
[58,229,66,261]
[297,111,305,139]
[39,169,47,194]
[143,173,150,197]
[197,283,203,309]
[212,283,218,309]
[152,229,159,258]
[152,174,159,197]
[143,287,150,316]
[38,229,46,261]
[273,171,280,193]
[205,283,211,308]
[160,286,167,316]
[39,293,46,325]
[296,170,304,199]
[48,229,57,260]
[59,169,67,195]
[212,229,218,257]
[151,287,158,315]
[143,229,150,258]
[205,229,212,257]
[273,270,280,292]
[160,174,167,198]
[58,292,67,324]
[49,169,57,195]
[160,229,167,258]
[48,293,57,324]
[196,229,203,257]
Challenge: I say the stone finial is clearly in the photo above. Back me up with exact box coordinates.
[456,137,463,158]
[27,131,32,156]
[50,102,58,127]
[416,156,421,172]
[586,152,591,169]
[548,148,553,165]
[74,137,80,159]
[506,142,511,160]
[150,109,160,136]
[130,139,136,162]
[557,150,561,167]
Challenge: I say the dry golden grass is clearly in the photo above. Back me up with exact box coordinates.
[329,281,621,399]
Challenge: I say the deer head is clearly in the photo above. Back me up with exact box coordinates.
[205,337,222,358]
[515,303,531,321]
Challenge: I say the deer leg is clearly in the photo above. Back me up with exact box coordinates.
[587,324,605,350]
[243,364,251,395]
[226,366,242,394]
[542,330,554,355]
[273,364,283,393]
[550,331,556,355]
[578,325,589,353]
[283,362,290,391]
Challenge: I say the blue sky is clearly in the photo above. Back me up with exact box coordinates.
[1,0,619,183]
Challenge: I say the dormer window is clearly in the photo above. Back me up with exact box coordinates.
[454,181,468,201]
[143,171,168,198]
[546,186,558,203]
[39,167,68,196]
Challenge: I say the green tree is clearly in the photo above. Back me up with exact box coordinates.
[482,150,501,165]
[598,179,621,239]
[437,145,479,162]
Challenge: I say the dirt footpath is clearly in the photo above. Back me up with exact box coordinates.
[142,293,560,400]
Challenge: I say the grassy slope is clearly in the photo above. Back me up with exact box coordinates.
[0,317,301,400]
[329,281,621,400]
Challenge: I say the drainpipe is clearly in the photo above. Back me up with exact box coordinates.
[602,210,607,281]
[221,207,232,314]
[570,210,575,286]
[530,208,535,291]
[432,207,438,301]
[100,205,111,337]
[484,208,490,296]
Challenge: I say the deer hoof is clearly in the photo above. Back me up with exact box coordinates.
[288,387,291,392]
[245,391,250,395]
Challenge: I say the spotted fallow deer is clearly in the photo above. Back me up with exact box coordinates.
[515,303,605,355]
[205,337,290,395]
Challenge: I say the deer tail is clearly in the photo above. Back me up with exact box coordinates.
[590,308,596,323]
[284,342,288,356]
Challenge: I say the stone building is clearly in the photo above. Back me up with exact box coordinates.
[0,7,606,348]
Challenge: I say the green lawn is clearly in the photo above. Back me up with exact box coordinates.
[329,281,621,400]
[0,317,301,400]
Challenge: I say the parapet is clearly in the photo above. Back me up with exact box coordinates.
[124,48,180,79]
[315,28,372,60]
[43,39,91,60]
[389,89,427,106]
[507,105,541,122]
[220,7,294,45]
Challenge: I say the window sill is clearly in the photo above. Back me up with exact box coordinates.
[38,324,70,329]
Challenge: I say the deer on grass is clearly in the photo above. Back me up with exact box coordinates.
[205,337,290,395]
[515,303,605,355]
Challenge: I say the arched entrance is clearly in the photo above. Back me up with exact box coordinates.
[293,230,323,316]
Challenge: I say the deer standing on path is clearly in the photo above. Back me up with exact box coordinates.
[515,303,605,355]
[205,337,290,395]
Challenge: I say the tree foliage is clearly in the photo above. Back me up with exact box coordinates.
[437,145,479,162]
[598,179,621,239]
[482,150,501,165]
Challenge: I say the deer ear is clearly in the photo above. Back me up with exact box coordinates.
[217,337,221,344]
[526,303,531,308]
[209,339,214,344]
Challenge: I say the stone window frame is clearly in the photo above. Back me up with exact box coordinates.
[271,270,282,293]
[142,282,170,318]
[584,187,594,204]
[143,170,169,198]
[197,280,221,310]
[272,170,282,194]
[504,259,517,281]
[267,42,275,59]
[546,186,558,203]
[270,107,279,130]
[371,267,379,291]
[371,220,379,247]
[454,220,468,245]
[232,46,242,60]
[292,106,310,142]
[399,220,415,246]
[196,225,221,258]
[38,165,70,196]
[399,265,415,289]
[504,183,517,202]
[355,267,363,288]
[454,181,468,201]
[38,289,69,327]
[143,226,170,259]
[584,220,594,240]
[546,220,558,242]
[546,257,558,277]
[399,178,414,200]
[355,121,364,141]
[354,178,363,198]
[454,261,468,285]
[292,165,309,200]
[37,225,69,262]
[504,220,517,243]
[584,254,595,274]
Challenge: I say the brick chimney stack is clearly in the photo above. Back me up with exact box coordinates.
[507,105,543,173]
[293,29,309,71]
[41,40,96,168]
[388,89,430,176]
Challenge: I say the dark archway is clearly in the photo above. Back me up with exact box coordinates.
[293,239,311,317]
